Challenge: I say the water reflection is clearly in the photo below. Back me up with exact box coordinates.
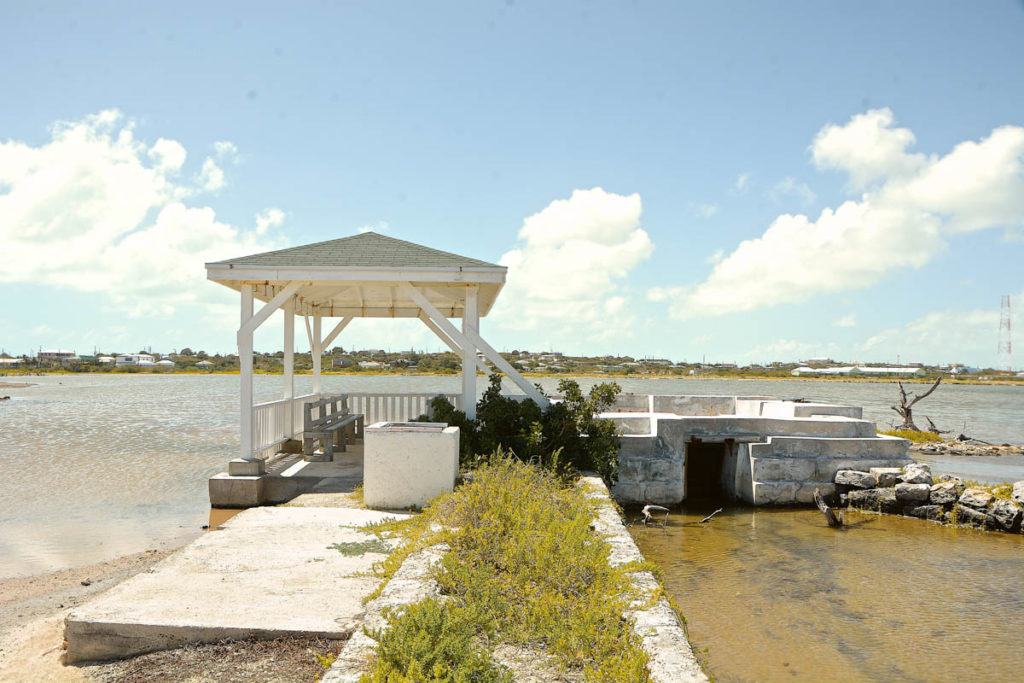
[632,505,1024,682]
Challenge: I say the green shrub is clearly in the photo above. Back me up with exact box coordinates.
[879,429,944,443]
[421,375,621,484]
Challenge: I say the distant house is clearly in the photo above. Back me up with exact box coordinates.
[332,356,355,368]
[156,359,175,367]
[97,356,115,364]
[196,360,214,369]
[115,353,155,366]
[0,358,24,367]
[38,349,75,363]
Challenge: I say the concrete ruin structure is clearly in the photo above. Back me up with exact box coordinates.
[606,394,911,506]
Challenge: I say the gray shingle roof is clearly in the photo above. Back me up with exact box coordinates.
[210,232,503,270]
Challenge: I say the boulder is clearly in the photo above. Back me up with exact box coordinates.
[900,463,933,485]
[929,481,964,506]
[876,487,899,513]
[835,470,876,489]
[847,488,881,509]
[989,499,1023,532]
[906,505,944,521]
[1013,481,1024,506]
[895,483,931,504]
[959,488,994,510]
[953,504,992,529]
[870,467,902,488]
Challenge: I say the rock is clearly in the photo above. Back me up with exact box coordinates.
[847,488,881,509]
[989,499,1023,532]
[870,467,902,488]
[900,463,933,485]
[895,483,931,504]
[953,504,992,529]
[959,488,994,510]
[1013,481,1024,506]
[838,492,849,507]
[835,470,876,489]
[877,487,899,513]
[929,481,964,506]
[906,505,944,521]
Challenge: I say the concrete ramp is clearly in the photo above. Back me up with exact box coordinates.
[64,506,408,663]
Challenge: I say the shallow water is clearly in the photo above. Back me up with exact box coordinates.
[0,374,1020,578]
[631,505,1024,682]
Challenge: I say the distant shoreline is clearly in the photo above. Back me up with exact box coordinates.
[3,370,1019,387]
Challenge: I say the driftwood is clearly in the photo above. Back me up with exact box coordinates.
[814,489,843,528]
[699,508,723,524]
[925,416,950,435]
[890,377,942,431]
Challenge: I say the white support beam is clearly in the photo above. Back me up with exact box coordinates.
[419,313,490,374]
[304,316,314,351]
[312,314,322,396]
[401,283,548,408]
[461,287,479,419]
[321,317,353,350]
[236,281,303,345]
[283,298,295,435]
[239,284,256,461]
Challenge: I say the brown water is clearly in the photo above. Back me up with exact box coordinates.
[631,505,1024,682]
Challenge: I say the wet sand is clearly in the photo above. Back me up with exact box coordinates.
[0,546,182,681]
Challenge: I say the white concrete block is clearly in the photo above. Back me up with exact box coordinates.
[363,422,460,509]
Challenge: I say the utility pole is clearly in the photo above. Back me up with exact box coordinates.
[998,295,1012,371]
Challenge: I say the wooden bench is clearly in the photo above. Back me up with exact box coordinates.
[303,395,364,461]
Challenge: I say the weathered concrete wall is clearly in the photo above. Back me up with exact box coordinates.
[363,424,459,509]
[612,435,685,505]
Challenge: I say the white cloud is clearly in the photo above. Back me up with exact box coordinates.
[692,202,718,218]
[198,157,226,191]
[832,313,857,328]
[491,187,653,337]
[357,221,390,234]
[666,109,1024,318]
[0,110,285,317]
[769,176,816,206]
[733,172,750,194]
[213,141,238,160]
[705,248,724,265]
[746,338,837,364]
[255,208,285,235]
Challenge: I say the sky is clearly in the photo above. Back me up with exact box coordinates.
[1,1,1022,368]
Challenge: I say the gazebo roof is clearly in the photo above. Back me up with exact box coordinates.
[206,232,507,318]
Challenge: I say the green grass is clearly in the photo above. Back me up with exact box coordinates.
[879,429,944,443]
[327,539,392,556]
[360,455,652,682]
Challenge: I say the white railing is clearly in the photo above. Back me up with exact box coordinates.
[345,392,460,426]
[252,392,318,460]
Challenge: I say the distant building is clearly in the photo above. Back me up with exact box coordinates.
[196,360,214,369]
[156,359,175,367]
[0,358,24,367]
[97,356,115,364]
[38,349,75,363]
[332,356,355,368]
[115,353,155,366]
[792,366,926,377]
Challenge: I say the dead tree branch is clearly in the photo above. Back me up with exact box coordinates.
[890,377,942,431]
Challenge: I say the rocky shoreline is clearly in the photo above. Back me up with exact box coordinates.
[834,464,1024,534]
[911,441,1023,457]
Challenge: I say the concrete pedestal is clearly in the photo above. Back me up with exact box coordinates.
[363,422,459,509]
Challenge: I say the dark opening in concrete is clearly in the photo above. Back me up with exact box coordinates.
[686,440,727,500]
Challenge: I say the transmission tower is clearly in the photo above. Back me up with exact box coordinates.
[998,295,1012,371]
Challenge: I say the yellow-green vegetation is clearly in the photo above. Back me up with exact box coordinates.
[360,456,652,682]
[328,539,392,556]
[879,429,944,443]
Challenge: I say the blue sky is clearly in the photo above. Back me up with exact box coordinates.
[1,1,1022,368]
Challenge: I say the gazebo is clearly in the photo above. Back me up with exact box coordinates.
[206,231,547,474]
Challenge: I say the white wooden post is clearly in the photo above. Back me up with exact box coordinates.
[239,284,257,464]
[283,297,295,436]
[312,313,322,396]
[461,286,479,419]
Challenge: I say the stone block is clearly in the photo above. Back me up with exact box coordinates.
[835,470,876,489]
[870,467,902,487]
[905,504,944,520]
[208,473,265,508]
[228,458,266,476]
[900,463,932,485]
[753,457,815,482]
[646,458,683,481]
[895,483,931,504]
[929,481,964,506]
[989,499,1023,532]
[610,482,645,506]
[847,488,881,509]
[959,488,994,510]
[617,457,645,482]
[877,487,899,513]
[1013,481,1024,506]
[642,481,685,506]
[795,482,835,504]
[953,504,992,529]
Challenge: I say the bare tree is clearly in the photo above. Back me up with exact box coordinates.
[890,377,942,431]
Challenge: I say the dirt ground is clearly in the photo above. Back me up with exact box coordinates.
[0,547,343,682]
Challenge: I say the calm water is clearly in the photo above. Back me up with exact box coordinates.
[631,505,1024,682]
[0,374,1021,578]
